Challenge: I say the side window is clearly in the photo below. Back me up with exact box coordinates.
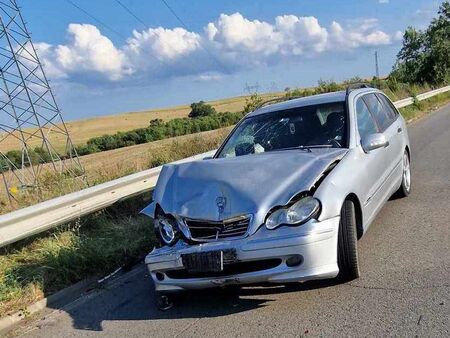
[376,93,398,122]
[356,97,378,140]
[363,94,392,131]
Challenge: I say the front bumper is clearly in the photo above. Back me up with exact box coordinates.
[145,216,340,292]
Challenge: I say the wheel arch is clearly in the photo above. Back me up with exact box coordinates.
[405,145,411,160]
[344,193,363,239]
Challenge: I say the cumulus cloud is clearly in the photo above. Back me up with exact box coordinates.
[36,13,397,84]
[36,24,130,81]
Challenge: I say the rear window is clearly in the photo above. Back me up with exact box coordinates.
[363,94,392,132]
[376,94,398,122]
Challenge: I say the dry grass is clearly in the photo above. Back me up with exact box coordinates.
[0,127,231,214]
[0,93,280,153]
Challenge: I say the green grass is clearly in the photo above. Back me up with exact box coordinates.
[0,87,449,319]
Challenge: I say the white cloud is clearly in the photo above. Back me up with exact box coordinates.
[37,13,397,84]
[379,0,390,4]
[126,27,200,63]
[206,13,280,55]
[36,24,130,81]
[275,15,328,55]
[195,73,224,81]
[329,20,391,48]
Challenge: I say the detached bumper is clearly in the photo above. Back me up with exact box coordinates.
[145,216,340,292]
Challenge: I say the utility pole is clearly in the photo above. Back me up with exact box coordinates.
[374,51,380,78]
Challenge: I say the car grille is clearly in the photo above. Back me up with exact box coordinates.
[166,258,282,279]
[184,215,250,241]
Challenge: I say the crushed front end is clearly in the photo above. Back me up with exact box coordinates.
[144,207,340,292]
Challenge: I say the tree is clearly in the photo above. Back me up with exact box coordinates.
[243,92,263,113]
[425,1,450,83]
[188,101,216,118]
[391,1,450,84]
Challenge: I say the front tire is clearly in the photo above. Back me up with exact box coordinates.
[395,150,411,198]
[337,200,360,281]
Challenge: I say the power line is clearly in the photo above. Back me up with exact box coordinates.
[112,0,173,68]
[64,0,127,40]
[160,0,190,31]
[114,0,147,29]
[159,0,227,72]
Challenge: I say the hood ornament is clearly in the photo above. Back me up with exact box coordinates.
[216,196,227,218]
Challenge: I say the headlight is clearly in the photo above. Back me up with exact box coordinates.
[156,216,177,245]
[266,196,320,230]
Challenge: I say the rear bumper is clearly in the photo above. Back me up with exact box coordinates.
[145,216,340,292]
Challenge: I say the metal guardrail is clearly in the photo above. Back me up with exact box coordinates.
[394,85,450,108]
[0,150,215,247]
[0,85,449,247]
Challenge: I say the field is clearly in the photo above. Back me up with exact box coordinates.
[0,93,280,153]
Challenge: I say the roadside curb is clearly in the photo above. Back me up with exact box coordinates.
[0,277,98,336]
[0,263,147,336]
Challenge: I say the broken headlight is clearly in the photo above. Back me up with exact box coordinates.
[265,196,321,230]
[154,209,178,246]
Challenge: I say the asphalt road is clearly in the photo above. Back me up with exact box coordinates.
[18,104,450,337]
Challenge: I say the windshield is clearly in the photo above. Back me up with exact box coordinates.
[217,102,347,158]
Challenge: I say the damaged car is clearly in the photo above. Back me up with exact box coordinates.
[141,84,411,309]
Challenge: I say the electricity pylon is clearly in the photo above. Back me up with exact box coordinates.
[0,0,85,203]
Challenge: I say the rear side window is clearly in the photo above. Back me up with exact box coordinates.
[376,94,398,121]
[356,97,378,139]
[363,94,392,132]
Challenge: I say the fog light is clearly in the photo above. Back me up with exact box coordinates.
[286,255,303,267]
[155,272,165,281]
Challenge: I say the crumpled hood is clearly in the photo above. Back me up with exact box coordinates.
[144,149,347,233]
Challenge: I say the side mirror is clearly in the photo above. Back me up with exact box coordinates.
[203,156,213,160]
[361,133,389,153]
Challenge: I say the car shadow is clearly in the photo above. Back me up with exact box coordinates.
[44,265,342,332]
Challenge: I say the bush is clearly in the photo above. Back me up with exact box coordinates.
[188,101,216,118]
[243,93,263,113]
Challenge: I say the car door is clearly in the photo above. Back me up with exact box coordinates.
[363,93,400,212]
[354,95,391,224]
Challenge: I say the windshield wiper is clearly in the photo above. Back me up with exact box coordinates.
[271,144,334,153]
[302,145,334,148]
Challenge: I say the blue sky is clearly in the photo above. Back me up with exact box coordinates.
[19,0,441,121]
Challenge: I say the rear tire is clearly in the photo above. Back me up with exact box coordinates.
[337,200,360,281]
[395,150,411,198]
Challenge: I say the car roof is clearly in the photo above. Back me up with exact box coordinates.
[247,88,378,117]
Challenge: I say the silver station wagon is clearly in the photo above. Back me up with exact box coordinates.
[142,84,411,309]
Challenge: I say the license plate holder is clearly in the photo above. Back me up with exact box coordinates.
[182,251,224,273]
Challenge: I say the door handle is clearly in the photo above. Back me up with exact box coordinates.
[397,127,402,133]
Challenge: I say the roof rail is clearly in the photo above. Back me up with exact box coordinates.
[345,83,372,95]
[254,95,304,111]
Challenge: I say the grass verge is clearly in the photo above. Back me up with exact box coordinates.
[0,89,449,318]
[0,196,155,318]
